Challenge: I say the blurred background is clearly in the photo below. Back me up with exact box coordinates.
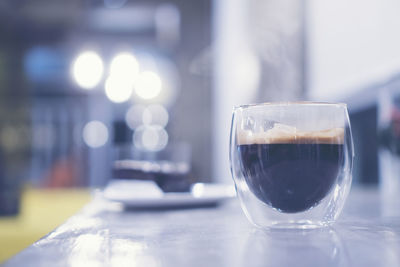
[2,0,400,261]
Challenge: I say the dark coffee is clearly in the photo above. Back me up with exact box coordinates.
[238,143,343,213]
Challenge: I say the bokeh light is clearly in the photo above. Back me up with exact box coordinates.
[109,52,140,81]
[133,125,168,151]
[83,121,109,148]
[132,53,180,107]
[125,105,146,129]
[142,104,169,127]
[134,71,162,100]
[71,51,104,89]
[0,126,24,152]
[105,76,134,103]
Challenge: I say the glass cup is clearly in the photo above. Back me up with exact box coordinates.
[229,102,354,229]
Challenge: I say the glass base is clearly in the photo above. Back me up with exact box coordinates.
[253,220,334,230]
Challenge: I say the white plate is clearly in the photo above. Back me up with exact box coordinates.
[103,180,236,208]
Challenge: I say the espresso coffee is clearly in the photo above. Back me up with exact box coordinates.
[237,125,344,213]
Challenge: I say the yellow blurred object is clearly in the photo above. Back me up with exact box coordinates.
[0,187,91,263]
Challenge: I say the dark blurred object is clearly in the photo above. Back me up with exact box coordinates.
[112,143,192,192]
[379,99,400,155]
[0,187,20,216]
[113,160,192,192]
[0,15,30,215]
[349,106,379,185]
[0,150,21,216]
[378,88,400,213]
[337,71,400,187]
[113,121,132,144]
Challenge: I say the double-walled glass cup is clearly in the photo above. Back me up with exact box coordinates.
[230,102,354,229]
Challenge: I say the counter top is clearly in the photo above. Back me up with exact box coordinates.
[0,188,91,263]
[3,188,400,267]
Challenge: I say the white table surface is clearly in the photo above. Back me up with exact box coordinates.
[3,187,400,267]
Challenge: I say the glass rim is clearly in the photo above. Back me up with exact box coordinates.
[234,101,347,110]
